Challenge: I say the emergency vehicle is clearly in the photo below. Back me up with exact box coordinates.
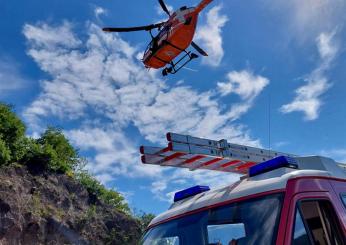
[139,133,346,245]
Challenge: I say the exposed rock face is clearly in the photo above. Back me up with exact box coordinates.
[0,165,141,245]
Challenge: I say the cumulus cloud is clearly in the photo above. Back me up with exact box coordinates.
[23,22,81,50]
[0,58,28,96]
[280,31,339,120]
[23,21,265,198]
[195,5,228,67]
[216,70,269,122]
[217,70,269,100]
[67,126,163,178]
[94,6,107,19]
[264,0,346,42]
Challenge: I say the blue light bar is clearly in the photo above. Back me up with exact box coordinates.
[174,185,210,202]
[249,156,298,177]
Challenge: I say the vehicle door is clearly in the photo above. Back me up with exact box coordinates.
[285,191,345,245]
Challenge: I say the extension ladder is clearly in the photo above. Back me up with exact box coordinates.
[140,132,295,174]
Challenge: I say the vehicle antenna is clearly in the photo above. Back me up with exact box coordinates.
[268,89,272,156]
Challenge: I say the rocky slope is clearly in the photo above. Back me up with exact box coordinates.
[0,165,141,245]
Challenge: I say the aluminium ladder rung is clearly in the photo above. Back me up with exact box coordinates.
[140,132,295,175]
[167,132,293,159]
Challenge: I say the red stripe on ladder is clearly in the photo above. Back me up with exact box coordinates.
[201,158,223,167]
[220,160,242,168]
[182,155,205,164]
[235,162,257,172]
[163,152,186,162]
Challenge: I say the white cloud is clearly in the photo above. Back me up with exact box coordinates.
[151,168,241,202]
[23,21,266,199]
[217,70,269,100]
[280,78,331,120]
[264,0,346,42]
[23,22,81,50]
[67,125,164,179]
[320,149,346,163]
[280,31,339,120]
[194,5,228,67]
[94,6,107,19]
[155,3,174,16]
[317,32,339,62]
[0,59,27,96]
[216,70,269,122]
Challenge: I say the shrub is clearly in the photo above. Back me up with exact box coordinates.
[0,103,26,161]
[75,170,130,214]
[0,137,11,165]
[0,103,130,216]
[137,212,155,232]
[37,127,79,173]
[21,138,56,172]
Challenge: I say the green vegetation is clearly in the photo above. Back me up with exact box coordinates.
[136,212,156,232]
[0,102,155,235]
[0,137,11,164]
[75,169,130,213]
[0,103,129,214]
[0,104,25,156]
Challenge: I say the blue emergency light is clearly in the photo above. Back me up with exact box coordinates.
[174,185,210,202]
[249,156,298,177]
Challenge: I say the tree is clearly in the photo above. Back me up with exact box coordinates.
[0,103,26,162]
[135,211,156,232]
[37,127,79,173]
[0,103,131,216]
[0,137,11,165]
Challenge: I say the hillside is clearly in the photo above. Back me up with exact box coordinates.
[0,103,147,244]
[0,164,142,245]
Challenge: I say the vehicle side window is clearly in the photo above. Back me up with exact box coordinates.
[292,209,311,245]
[207,223,245,245]
[341,194,346,208]
[293,200,344,245]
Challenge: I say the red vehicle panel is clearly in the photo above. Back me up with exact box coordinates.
[278,177,346,245]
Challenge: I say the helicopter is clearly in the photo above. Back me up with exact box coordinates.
[102,0,214,76]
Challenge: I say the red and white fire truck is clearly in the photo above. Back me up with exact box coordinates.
[139,133,346,245]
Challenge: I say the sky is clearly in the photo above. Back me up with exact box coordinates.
[1,0,346,214]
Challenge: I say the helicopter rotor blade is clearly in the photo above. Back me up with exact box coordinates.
[191,41,208,56]
[102,22,165,33]
[158,0,171,16]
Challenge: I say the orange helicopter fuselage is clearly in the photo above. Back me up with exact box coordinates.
[143,7,199,69]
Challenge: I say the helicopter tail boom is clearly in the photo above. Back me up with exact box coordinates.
[195,0,214,13]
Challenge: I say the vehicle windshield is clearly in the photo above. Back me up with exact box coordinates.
[141,193,283,245]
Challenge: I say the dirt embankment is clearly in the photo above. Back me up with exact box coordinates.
[0,165,141,245]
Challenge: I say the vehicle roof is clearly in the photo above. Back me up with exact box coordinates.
[150,156,346,226]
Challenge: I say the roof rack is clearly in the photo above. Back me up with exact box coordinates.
[140,132,295,174]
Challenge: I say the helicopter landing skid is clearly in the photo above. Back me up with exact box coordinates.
[162,51,198,76]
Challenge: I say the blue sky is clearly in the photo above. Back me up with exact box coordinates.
[1,0,346,214]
